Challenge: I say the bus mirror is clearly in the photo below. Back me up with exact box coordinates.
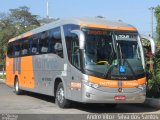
[140,35,156,55]
[71,30,85,49]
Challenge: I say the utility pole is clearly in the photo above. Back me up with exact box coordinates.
[46,0,49,18]
[148,7,155,72]
[149,7,155,38]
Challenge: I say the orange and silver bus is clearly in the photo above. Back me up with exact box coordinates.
[6,17,155,108]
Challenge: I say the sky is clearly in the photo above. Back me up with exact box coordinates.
[0,0,159,35]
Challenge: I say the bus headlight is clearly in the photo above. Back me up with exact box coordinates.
[137,84,146,90]
[83,80,100,88]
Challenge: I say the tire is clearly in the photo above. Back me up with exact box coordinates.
[55,82,70,108]
[14,77,23,95]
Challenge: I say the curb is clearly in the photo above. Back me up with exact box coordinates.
[144,98,160,109]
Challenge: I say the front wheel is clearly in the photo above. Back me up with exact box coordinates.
[55,82,70,108]
[14,78,23,95]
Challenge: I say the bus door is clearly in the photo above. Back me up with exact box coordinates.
[69,37,82,101]
[13,41,21,75]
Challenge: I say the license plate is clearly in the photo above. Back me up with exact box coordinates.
[114,96,126,100]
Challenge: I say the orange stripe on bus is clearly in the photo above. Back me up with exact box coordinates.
[23,32,32,38]
[80,22,137,31]
[9,38,16,42]
[88,76,146,88]
[5,56,14,86]
[8,32,32,43]
[137,77,146,85]
[17,36,22,39]
[19,56,35,89]
[88,76,118,88]
[122,77,146,88]
[5,56,35,89]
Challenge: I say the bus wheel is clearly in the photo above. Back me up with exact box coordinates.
[55,82,70,108]
[14,77,23,95]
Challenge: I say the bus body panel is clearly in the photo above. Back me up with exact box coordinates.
[80,74,146,103]
[20,56,35,89]
[82,83,146,103]
[88,75,146,88]
[5,17,147,104]
[31,54,64,96]
[6,56,14,86]
[6,56,35,89]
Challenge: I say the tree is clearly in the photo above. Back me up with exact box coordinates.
[0,6,40,69]
[9,6,40,35]
[155,6,160,41]
[0,12,15,68]
[147,6,160,98]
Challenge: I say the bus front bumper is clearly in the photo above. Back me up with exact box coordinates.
[82,84,146,103]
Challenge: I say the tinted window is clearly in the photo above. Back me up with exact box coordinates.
[71,36,81,69]
[31,34,40,55]
[63,24,81,69]
[7,43,14,58]
[13,41,21,57]
[63,24,80,60]
[39,31,49,53]
[7,27,64,58]
[49,27,63,58]
[21,38,30,56]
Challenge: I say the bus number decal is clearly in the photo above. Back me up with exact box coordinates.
[117,35,129,39]
[70,82,81,90]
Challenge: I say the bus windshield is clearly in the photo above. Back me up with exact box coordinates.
[83,28,145,80]
[117,41,140,59]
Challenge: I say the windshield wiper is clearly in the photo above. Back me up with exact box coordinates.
[103,64,117,78]
[122,58,136,79]
[103,42,118,78]
[118,43,136,79]
[103,33,120,79]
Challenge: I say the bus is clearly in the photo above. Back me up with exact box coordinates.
[5,17,155,108]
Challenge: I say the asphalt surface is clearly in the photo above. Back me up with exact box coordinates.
[0,81,160,114]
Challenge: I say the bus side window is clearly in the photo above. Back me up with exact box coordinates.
[71,36,81,69]
[7,43,14,58]
[39,31,49,54]
[65,34,81,69]
[31,34,39,55]
[13,40,21,57]
[49,27,63,58]
[21,38,29,56]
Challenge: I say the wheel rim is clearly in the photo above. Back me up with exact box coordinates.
[57,88,64,103]
[15,81,19,92]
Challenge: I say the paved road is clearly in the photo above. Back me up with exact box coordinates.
[0,82,160,114]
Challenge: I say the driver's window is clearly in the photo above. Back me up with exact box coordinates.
[71,38,81,69]
[63,24,81,69]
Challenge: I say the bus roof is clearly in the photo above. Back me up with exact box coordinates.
[8,17,137,43]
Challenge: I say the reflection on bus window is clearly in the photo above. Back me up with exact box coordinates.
[50,27,63,58]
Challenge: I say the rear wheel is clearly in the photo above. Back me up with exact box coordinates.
[55,82,70,108]
[14,77,23,95]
